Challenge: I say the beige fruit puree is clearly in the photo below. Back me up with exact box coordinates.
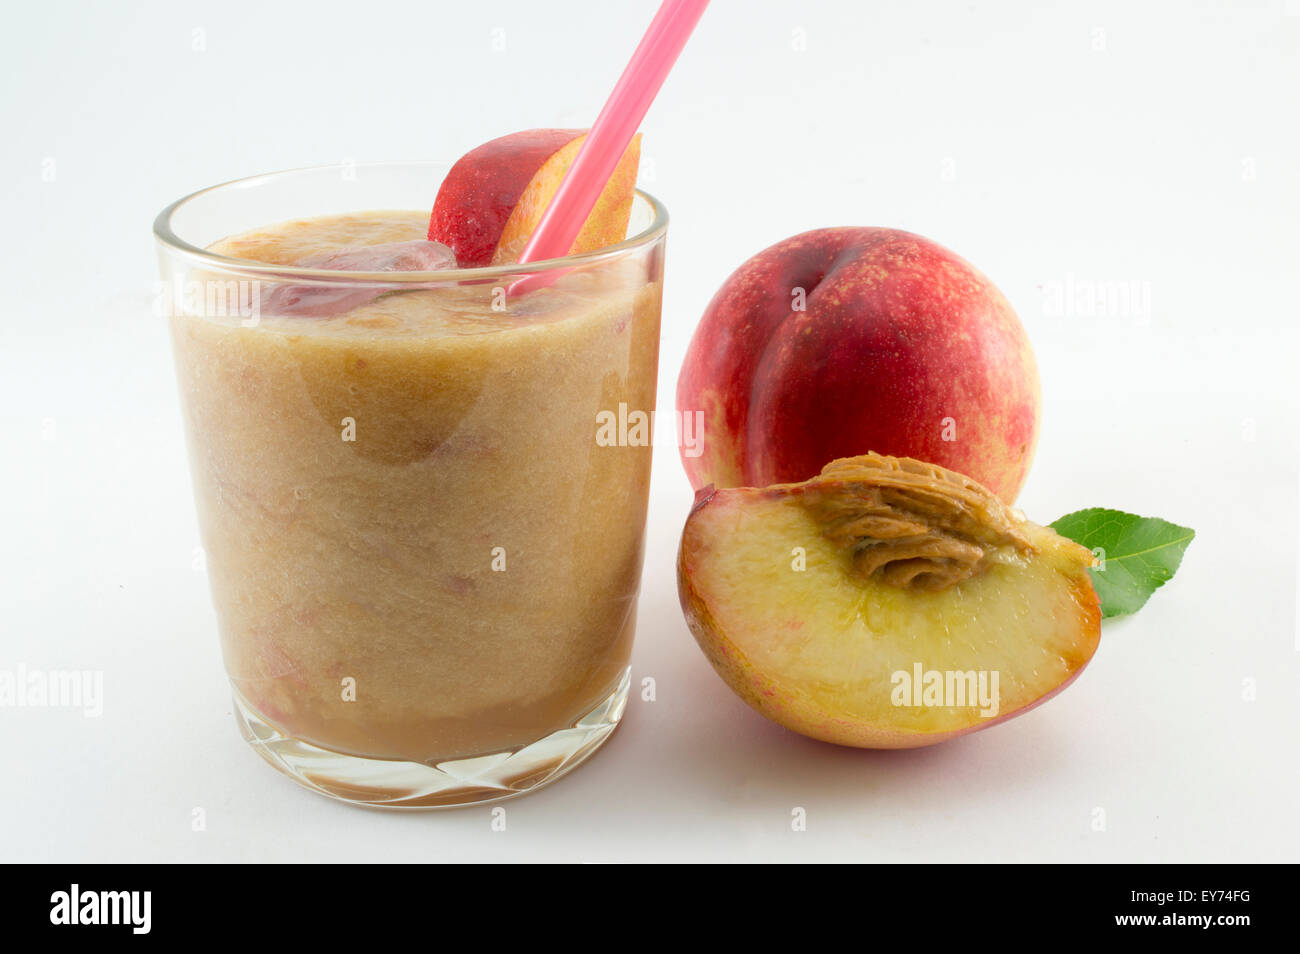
[170,211,661,762]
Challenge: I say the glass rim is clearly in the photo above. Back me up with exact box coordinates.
[152,159,669,284]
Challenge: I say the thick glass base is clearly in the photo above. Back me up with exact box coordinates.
[232,669,630,809]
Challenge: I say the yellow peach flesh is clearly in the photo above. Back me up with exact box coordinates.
[678,472,1101,748]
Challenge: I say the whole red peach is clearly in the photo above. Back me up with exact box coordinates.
[676,228,1040,504]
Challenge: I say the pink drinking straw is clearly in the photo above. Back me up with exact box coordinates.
[510,0,709,293]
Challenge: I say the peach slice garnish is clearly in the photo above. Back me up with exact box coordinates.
[491,132,641,266]
[428,128,641,268]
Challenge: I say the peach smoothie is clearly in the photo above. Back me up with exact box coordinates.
[170,210,662,764]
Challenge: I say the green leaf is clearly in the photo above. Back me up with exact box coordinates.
[1049,508,1195,619]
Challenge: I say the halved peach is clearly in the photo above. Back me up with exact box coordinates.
[678,453,1101,748]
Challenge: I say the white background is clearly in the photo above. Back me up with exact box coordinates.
[2,0,1297,862]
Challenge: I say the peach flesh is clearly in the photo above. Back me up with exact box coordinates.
[677,457,1101,748]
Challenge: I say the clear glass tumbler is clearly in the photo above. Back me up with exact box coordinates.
[154,162,667,808]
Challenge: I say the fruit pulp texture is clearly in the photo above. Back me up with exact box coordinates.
[684,492,1099,735]
[171,211,662,762]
